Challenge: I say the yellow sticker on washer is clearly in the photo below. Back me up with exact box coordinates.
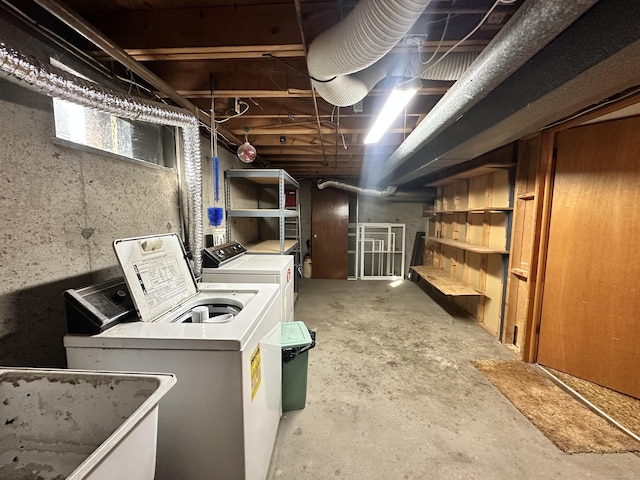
[250,344,261,401]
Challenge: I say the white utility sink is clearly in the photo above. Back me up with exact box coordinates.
[0,367,175,480]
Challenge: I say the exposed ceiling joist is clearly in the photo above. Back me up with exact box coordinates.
[92,44,307,62]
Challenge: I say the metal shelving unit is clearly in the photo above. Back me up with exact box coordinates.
[225,169,302,278]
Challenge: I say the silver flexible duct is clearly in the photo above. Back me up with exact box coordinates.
[377,0,600,180]
[317,180,397,197]
[0,41,204,276]
[307,0,431,107]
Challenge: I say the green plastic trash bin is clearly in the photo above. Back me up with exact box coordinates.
[282,321,316,412]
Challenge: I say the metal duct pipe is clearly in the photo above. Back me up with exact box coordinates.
[0,40,204,276]
[377,0,600,181]
[307,0,431,107]
[317,180,397,197]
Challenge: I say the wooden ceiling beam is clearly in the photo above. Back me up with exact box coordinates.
[257,145,397,155]
[175,86,449,99]
[233,127,412,135]
[180,89,314,99]
[91,40,487,62]
[92,44,306,62]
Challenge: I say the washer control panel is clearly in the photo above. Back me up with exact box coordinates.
[202,241,247,268]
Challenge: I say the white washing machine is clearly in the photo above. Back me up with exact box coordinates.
[201,241,294,323]
[64,234,282,480]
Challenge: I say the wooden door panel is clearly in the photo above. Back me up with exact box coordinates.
[537,116,640,398]
[311,188,348,279]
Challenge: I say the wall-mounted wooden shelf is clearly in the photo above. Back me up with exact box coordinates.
[411,266,484,296]
[517,192,535,200]
[416,148,516,337]
[468,207,513,214]
[425,163,516,187]
[427,237,509,255]
[432,207,512,214]
[510,267,529,279]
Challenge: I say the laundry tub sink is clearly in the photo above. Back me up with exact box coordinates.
[0,367,175,480]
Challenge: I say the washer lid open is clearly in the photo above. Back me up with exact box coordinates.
[113,233,198,323]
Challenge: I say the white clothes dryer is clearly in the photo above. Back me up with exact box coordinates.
[64,234,282,480]
[202,241,294,323]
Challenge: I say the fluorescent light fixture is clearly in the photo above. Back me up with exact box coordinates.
[364,86,418,144]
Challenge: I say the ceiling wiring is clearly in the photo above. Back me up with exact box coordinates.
[214,100,250,124]
[419,14,451,66]
[418,0,515,76]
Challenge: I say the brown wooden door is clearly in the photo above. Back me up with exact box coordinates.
[537,116,640,399]
[311,187,349,279]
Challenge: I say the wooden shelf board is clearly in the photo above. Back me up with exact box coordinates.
[427,237,509,255]
[245,239,298,254]
[411,266,484,296]
[517,192,535,200]
[468,207,512,213]
[432,207,512,214]
[227,169,299,187]
[425,163,516,187]
[510,268,529,279]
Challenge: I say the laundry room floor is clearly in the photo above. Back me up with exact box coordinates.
[266,279,640,480]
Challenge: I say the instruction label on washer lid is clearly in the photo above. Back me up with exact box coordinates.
[250,345,261,401]
[133,252,188,308]
[114,234,199,322]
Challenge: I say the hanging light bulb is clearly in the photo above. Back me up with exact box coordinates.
[237,129,256,163]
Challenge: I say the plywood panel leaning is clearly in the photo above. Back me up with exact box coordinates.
[537,115,640,399]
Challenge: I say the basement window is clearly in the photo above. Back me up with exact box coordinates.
[51,59,176,168]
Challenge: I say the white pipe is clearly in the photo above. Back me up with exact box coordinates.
[0,41,204,276]
[317,180,397,197]
[537,365,640,445]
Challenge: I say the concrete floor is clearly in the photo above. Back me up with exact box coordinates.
[267,279,640,480]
